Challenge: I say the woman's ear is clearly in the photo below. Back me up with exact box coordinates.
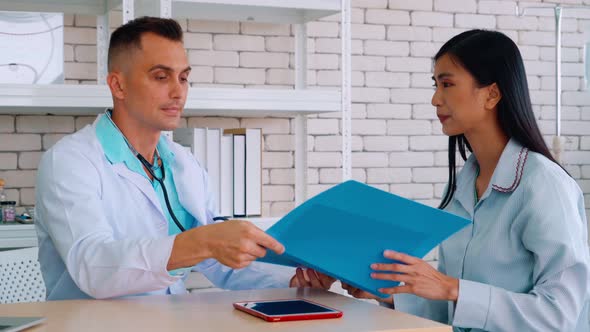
[107,72,125,100]
[485,83,502,110]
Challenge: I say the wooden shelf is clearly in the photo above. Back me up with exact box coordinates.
[0,84,340,117]
[0,0,340,24]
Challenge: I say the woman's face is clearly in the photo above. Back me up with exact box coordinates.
[431,54,495,137]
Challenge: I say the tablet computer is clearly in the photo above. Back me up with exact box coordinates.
[233,298,342,322]
[0,317,46,332]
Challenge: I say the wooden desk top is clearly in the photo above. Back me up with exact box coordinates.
[0,288,451,332]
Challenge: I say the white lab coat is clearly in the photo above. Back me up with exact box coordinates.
[35,114,292,300]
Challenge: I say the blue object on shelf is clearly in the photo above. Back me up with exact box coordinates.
[258,180,470,298]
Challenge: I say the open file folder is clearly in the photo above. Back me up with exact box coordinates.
[258,180,470,298]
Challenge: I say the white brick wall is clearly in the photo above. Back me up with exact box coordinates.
[367,167,412,183]
[189,50,239,67]
[1,2,588,234]
[184,33,212,50]
[434,0,477,13]
[386,57,432,73]
[388,0,433,11]
[316,38,363,55]
[213,35,265,51]
[455,14,496,29]
[240,52,289,68]
[241,22,290,36]
[315,136,364,152]
[0,116,14,132]
[364,136,409,151]
[18,152,43,170]
[0,135,42,151]
[214,68,265,84]
[366,9,410,25]
[74,45,97,62]
[187,20,239,33]
[364,40,409,56]
[0,153,17,170]
[477,1,517,15]
[367,103,412,119]
[387,26,432,41]
[411,12,454,27]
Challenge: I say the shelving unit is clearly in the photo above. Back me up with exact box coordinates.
[0,84,341,117]
[0,0,351,235]
[1,0,340,23]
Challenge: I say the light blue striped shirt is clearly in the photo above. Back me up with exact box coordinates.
[395,138,590,331]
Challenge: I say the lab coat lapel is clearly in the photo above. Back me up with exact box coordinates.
[111,163,166,220]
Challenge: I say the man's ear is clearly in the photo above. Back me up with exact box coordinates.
[107,71,125,100]
[485,83,501,110]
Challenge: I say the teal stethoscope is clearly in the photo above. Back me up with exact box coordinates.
[105,110,227,233]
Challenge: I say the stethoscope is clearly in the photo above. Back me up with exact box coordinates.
[105,110,226,233]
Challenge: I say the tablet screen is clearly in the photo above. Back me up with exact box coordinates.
[242,299,336,316]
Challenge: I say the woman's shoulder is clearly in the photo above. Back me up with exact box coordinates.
[520,150,582,197]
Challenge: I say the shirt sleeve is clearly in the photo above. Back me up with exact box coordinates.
[452,170,590,331]
[195,259,293,290]
[394,247,450,324]
[36,146,181,299]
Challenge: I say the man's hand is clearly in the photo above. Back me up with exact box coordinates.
[202,220,285,269]
[168,219,284,271]
[289,268,335,289]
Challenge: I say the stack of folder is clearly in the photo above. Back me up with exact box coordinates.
[258,180,470,297]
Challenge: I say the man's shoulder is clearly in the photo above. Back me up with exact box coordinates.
[41,125,103,167]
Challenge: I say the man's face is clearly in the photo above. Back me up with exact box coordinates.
[118,32,191,131]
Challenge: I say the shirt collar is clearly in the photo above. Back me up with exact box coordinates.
[489,138,529,193]
[95,110,175,168]
[454,137,529,212]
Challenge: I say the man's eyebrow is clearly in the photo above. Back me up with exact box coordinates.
[149,64,173,72]
[148,65,192,73]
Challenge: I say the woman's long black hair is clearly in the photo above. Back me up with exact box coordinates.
[436,30,563,209]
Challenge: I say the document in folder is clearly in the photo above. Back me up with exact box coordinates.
[258,180,470,297]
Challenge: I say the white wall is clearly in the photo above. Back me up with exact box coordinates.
[1,0,589,226]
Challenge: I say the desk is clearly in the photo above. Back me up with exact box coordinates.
[0,288,451,332]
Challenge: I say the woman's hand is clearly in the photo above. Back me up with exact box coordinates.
[371,250,459,301]
[341,283,393,305]
[290,267,336,290]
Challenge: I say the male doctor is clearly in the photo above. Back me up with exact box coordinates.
[35,16,332,300]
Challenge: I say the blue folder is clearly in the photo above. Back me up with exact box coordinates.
[258,180,470,298]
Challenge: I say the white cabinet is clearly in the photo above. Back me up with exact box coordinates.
[0,224,37,249]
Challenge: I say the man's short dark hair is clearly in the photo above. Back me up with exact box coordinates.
[108,16,183,71]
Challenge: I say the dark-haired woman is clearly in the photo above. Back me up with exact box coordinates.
[343,29,589,331]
